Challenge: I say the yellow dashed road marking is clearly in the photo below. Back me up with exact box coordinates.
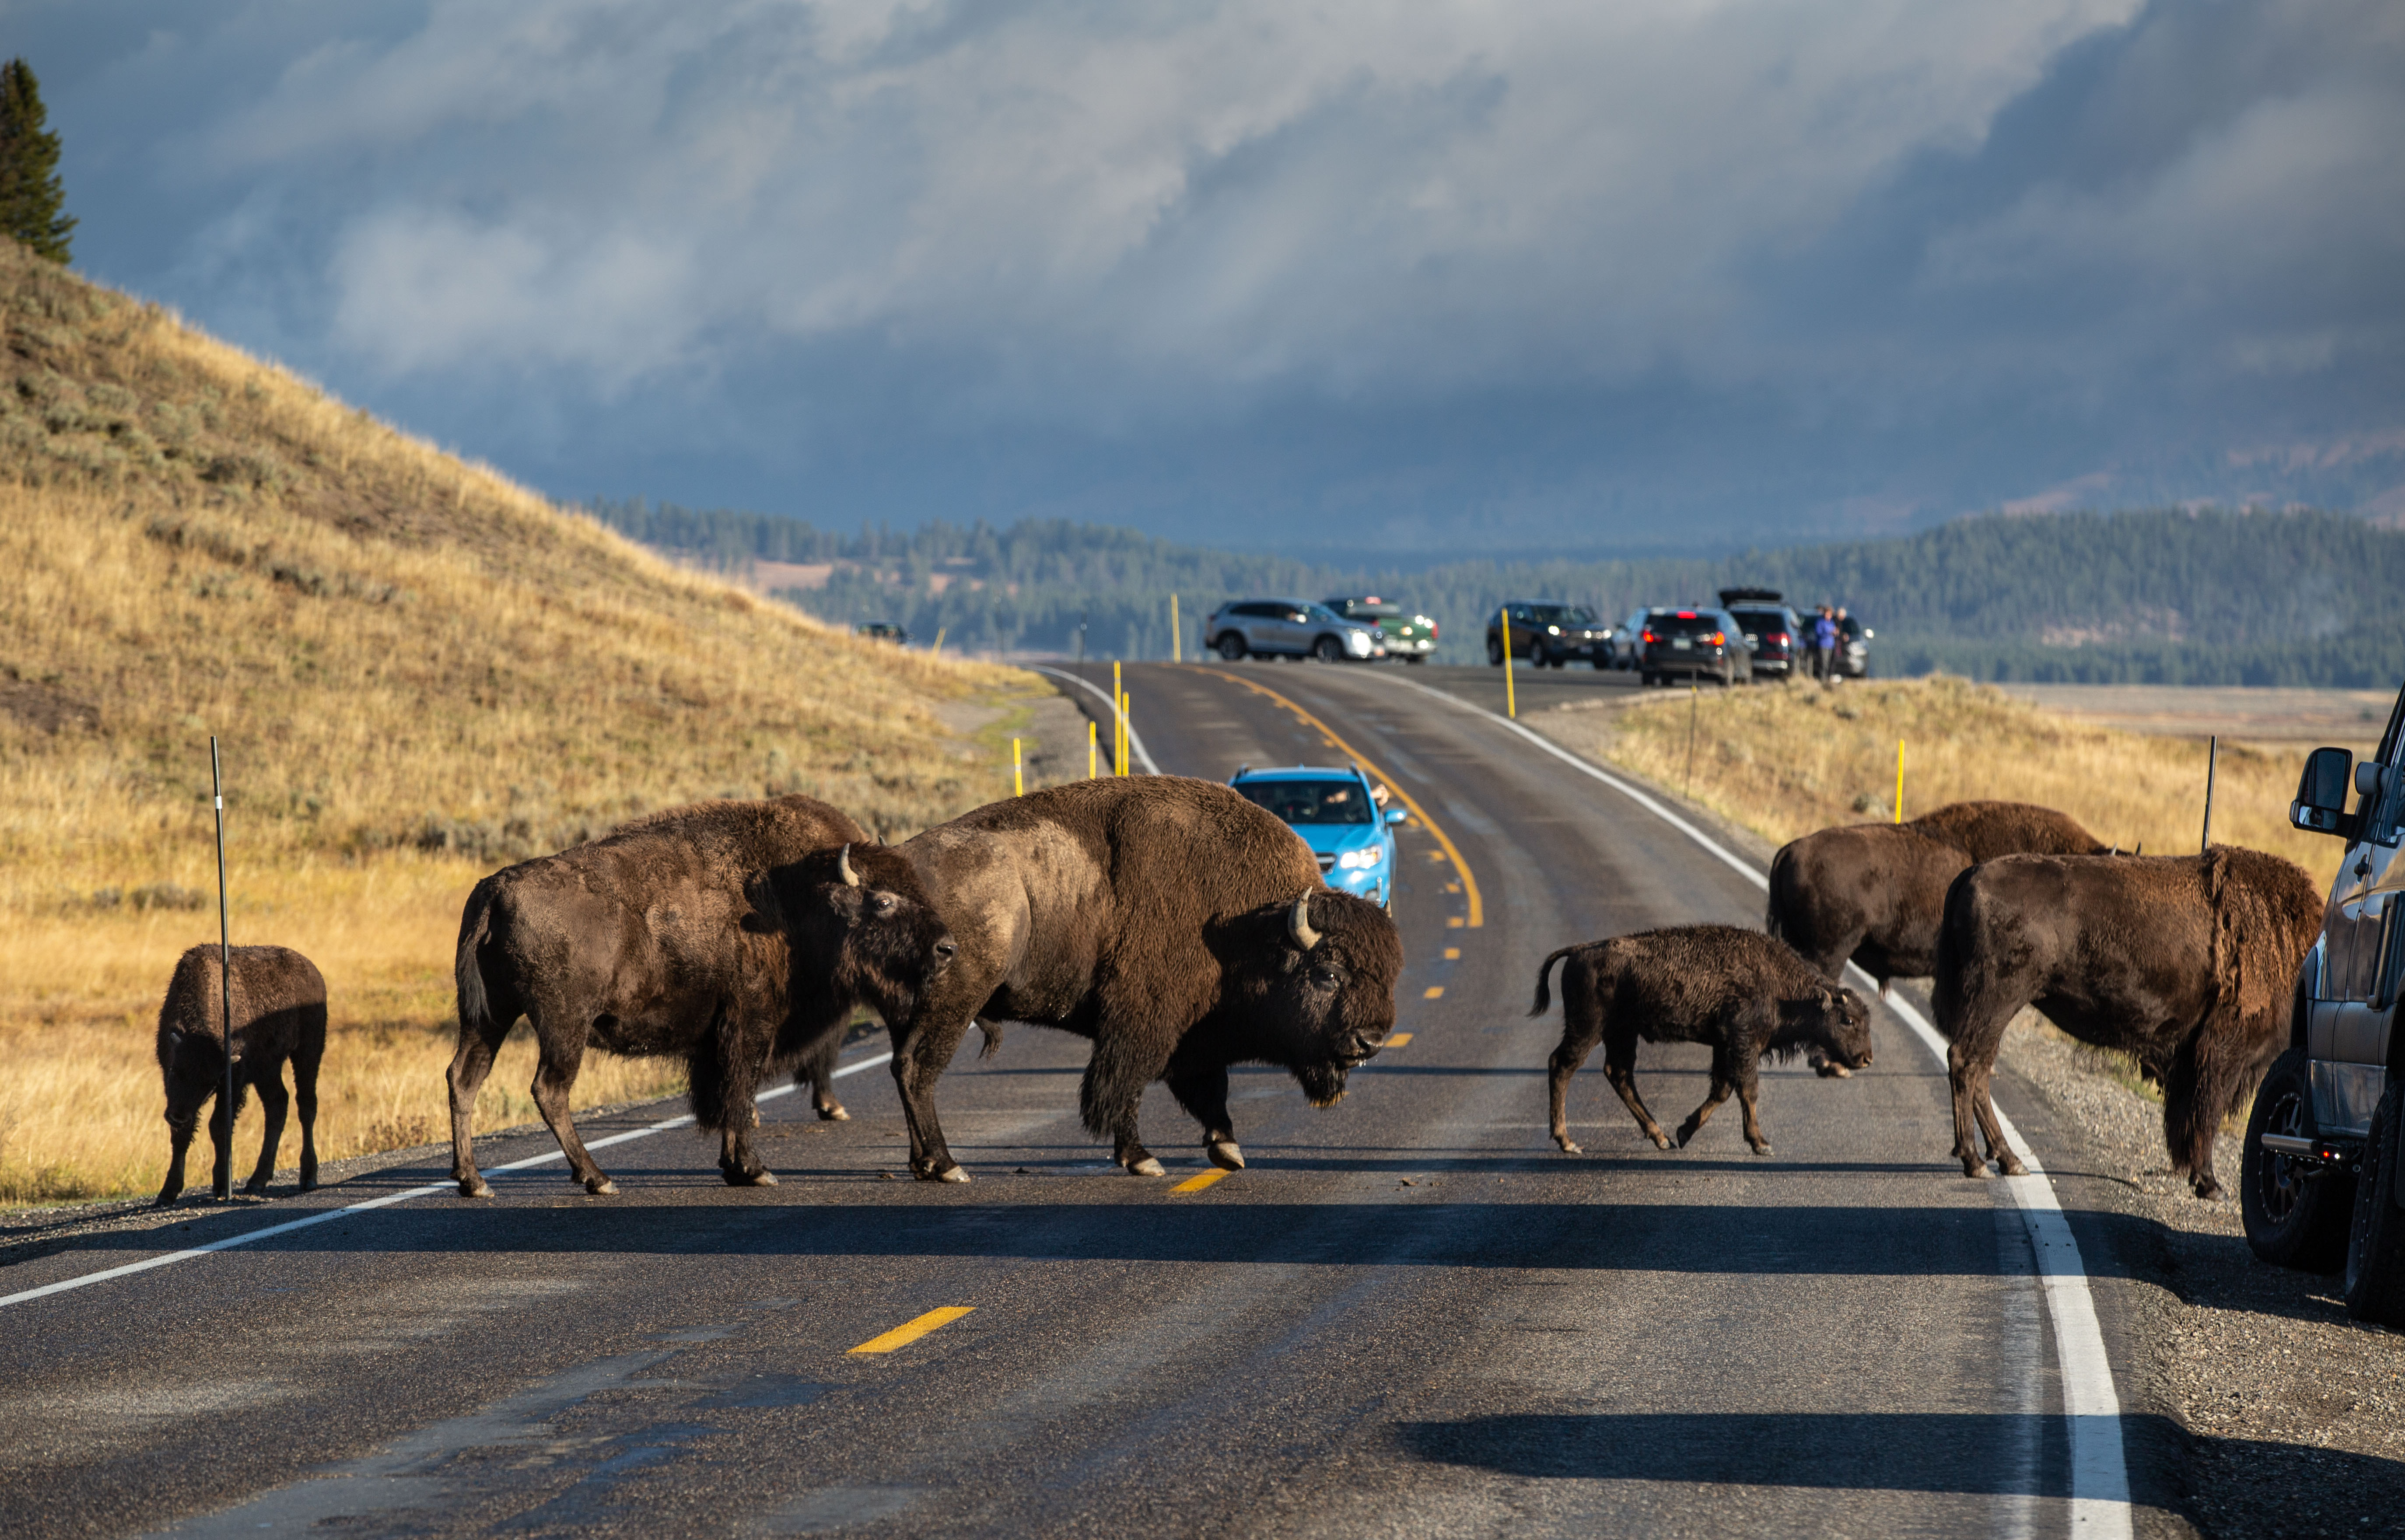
[1443,948,1460,960]
[848,1307,975,1354]
[1422,986,1444,1000]
[1447,917,1465,928]
[1172,1170,1230,1194]
[1386,1032,1414,1047]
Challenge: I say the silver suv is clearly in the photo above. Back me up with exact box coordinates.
[2245,688,2405,1324]
[1207,600,1381,663]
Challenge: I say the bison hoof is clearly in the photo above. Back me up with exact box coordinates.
[586,1176,618,1196]
[819,1103,851,1122]
[935,1165,972,1184]
[1207,1141,1245,1172]
[1649,1132,1673,1151]
[459,1177,494,1199]
[1962,1158,1994,1180]
[1998,1155,2028,1177]
[1129,1157,1167,1177]
[152,1190,180,1209]
[1749,1143,1773,1157]
[1554,1138,1583,1155]
[1815,1063,1852,1079]
[724,1167,778,1187]
[2191,1176,2222,1200]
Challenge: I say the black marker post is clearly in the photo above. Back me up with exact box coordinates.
[211,738,235,1201]
[2201,734,2218,853]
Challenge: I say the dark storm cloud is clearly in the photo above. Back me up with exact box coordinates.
[18,0,2404,548]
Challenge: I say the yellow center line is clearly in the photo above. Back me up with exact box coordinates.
[1443,948,1460,960]
[1422,986,1444,1000]
[847,1306,975,1354]
[1386,1032,1414,1047]
[1171,1169,1229,1194]
[1207,672,1484,928]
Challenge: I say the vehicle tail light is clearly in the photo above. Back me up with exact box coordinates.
[1768,632,1789,644]
[1707,631,1725,646]
[1675,611,1698,620]
[1640,629,1657,644]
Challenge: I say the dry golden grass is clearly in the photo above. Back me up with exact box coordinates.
[0,241,1031,1204]
[1536,674,2346,891]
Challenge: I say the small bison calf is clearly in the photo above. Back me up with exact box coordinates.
[1534,924,1873,1156]
[156,945,327,1206]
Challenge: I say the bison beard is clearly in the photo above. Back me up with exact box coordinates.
[1934,847,2320,1197]
[446,795,953,1198]
[880,777,1404,1180]
[154,945,327,1206]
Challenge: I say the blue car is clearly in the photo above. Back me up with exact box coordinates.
[1229,765,1407,909]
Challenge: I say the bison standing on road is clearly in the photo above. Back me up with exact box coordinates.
[1534,925,1873,1157]
[1768,801,2114,993]
[1934,847,2321,1196]
[448,795,955,1197]
[155,944,326,1206]
[871,776,1403,1181]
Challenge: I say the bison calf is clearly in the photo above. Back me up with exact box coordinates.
[1534,925,1872,1156]
[156,945,326,1206]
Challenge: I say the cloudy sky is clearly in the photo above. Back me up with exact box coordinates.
[17,0,2405,553]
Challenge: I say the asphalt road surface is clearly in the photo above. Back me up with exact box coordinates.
[1,660,2130,1538]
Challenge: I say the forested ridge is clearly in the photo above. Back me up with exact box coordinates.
[588,499,2405,686]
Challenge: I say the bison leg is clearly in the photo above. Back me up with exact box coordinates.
[292,1040,321,1193]
[1676,1071,1736,1149]
[1600,1036,1673,1151]
[1546,1010,1610,1155]
[155,1111,199,1208]
[526,1036,616,1196]
[691,1035,777,1189]
[1733,1068,1773,1157]
[891,1014,977,1182]
[1945,1041,2026,1179]
[1166,1060,1243,1171]
[1083,1031,1176,1176]
[446,1008,513,1199]
[206,1084,242,1201]
[798,1035,849,1121]
[244,1057,291,1196]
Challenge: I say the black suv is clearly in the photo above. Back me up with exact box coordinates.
[2245,696,2405,1324]
[1637,607,1752,687]
[1719,588,1804,681]
[1486,602,1611,668]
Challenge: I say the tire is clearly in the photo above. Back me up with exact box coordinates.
[1640,671,1658,688]
[1593,657,1610,671]
[1487,639,1505,665]
[1215,632,1245,661]
[1312,635,1344,663]
[2241,1048,2354,1271]
[1404,654,1426,665]
[2345,1083,2405,1323]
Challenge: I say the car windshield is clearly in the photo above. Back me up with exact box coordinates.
[1731,610,1787,632]
[1522,605,1597,626]
[1649,611,1726,636]
[1236,778,1373,826]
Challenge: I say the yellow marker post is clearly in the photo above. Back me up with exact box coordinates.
[848,1306,975,1354]
[1112,662,1123,776]
[1088,718,1098,779]
[1499,607,1516,720]
[1895,739,1904,824]
[1171,593,1181,663]
[931,626,945,660]
[1121,702,1131,776]
[1013,736,1023,797]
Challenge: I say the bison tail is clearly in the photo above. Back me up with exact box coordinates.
[1529,947,1578,1018]
[454,882,499,1041]
[1764,846,1794,942]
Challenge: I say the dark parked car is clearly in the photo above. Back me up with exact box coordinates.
[1836,612,1873,679]
[1718,591,1805,680]
[1638,607,1753,687]
[1486,602,1611,668]
[1608,606,1649,670]
[1326,597,1438,664]
[1206,599,1382,663]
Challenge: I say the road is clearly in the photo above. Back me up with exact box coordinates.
[0,660,2123,1537]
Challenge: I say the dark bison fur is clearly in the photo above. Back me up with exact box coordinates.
[1767,801,2113,1000]
[448,794,954,1197]
[790,1019,1000,1121]
[1933,846,2320,1197]
[875,776,1404,1180]
[1534,924,1872,1157]
[155,945,326,1206]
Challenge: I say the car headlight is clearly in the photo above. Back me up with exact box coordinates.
[1337,846,1383,870]
[1346,630,1373,654]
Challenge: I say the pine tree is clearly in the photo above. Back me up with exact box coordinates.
[0,59,73,263]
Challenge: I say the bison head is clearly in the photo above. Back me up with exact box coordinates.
[1782,984,1873,1074]
[156,1028,242,1131]
[760,842,956,1041]
[1212,888,1403,1108]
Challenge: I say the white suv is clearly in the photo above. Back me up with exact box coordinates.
[1207,600,1381,663]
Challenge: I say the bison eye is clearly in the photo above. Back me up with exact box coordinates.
[1307,965,1342,990]
[871,893,896,914]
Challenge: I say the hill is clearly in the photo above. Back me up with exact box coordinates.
[0,241,1034,1202]
[593,500,2405,688]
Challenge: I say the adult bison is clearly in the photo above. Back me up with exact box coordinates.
[1935,847,2320,1197]
[154,945,326,1206]
[871,776,1403,1181]
[448,794,954,1197]
[1768,801,2114,990]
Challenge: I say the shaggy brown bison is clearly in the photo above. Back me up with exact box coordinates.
[1935,847,2321,1196]
[448,795,954,1197]
[874,776,1402,1181]
[1768,801,2114,991]
[1534,924,1873,1157]
[155,945,326,1206]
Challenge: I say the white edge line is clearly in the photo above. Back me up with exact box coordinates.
[1382,671,2133,1534]
[1026,664,1162,776]
[0,1050,897,1312]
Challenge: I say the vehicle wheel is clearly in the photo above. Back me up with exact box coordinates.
[1593,656,1611,671]
[2242,1048,2354,1271]
[1487,639,1505,665]
[1548,656,1565,670]
[1312,635,1343,663]
[2345,1083,2405,1323]
[1404,654,1426,665]
[1639,671,1657,688]
[1216,633,1245,662]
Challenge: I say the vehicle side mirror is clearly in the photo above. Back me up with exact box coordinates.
[1386,808,1408,825]
[2292,746,2355,836]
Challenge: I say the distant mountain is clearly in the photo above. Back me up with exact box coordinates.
[588,499,2405,688]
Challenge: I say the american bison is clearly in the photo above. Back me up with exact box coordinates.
[155,945,326,1206]
[872,776,1403,1181]
[1935,847,2321,1197]
[1534,925,1873,1157]
[1768,801,2114,994]
[448,795,955,1197]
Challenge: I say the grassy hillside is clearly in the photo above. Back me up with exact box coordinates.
[0,241,1033,1203]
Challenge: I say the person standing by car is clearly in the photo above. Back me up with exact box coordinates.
[1811,605,1839,683]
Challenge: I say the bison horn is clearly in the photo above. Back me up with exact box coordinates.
[1288,895,1322,952]
[837,844,861,888]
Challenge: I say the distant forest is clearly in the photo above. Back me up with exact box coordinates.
[585,499,2405,688]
